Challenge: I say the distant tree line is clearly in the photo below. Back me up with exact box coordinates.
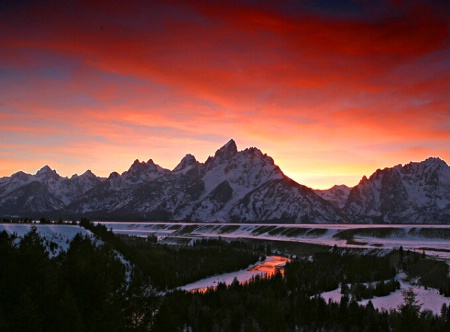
[0,217,77,225]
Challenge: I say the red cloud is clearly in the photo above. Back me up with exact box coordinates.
[0,0,448,187]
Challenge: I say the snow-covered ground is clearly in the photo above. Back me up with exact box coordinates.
[0,223,95,257]
[320,273,449,315]
[0,223,133,283]
[2,222,448,313]
[179,256,290,292]
[101,222,450,308]
[99,222,450,262]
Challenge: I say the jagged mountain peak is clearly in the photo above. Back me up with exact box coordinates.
[127,158,166,174]
[71,169,97,179]
[36,165,56,175]
[423,156,446,165]
[35,165,61,181]
[108,172,120,179]
[82,169,95,176]
[11,171,31,180]
[405,157,448,173]
[240,147,275,163]
[79,169,99,180]
[0,141,447,223]
[214,139,238,160]
[344,158,450,223]
[173,154,198,172]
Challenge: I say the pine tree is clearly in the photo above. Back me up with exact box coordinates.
[397,287,422,331]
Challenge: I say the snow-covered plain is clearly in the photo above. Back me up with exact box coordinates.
[99,222,450,262]
[320,273,449,315]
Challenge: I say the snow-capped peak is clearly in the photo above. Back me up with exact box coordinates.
[205,139,239,170]
[314,185,352,209]
[11,171,31,181]
[36,165,59,177]
[119,158,169,185]
[173,154,198,173]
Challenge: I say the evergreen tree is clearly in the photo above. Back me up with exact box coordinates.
[397,287,422,331]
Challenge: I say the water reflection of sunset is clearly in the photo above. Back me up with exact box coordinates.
[183,255,290,293]
[248,255,290,277]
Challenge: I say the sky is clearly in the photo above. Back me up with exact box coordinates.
[0,0,448,189]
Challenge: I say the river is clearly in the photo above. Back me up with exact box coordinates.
[178,255,290,293]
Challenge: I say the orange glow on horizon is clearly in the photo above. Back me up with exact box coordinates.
[0,1,448,189]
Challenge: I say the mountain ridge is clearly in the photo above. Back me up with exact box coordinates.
[0,141,448,223]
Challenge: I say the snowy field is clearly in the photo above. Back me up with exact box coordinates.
[0,223,95,257]
[100,221,450,313]
[2,222,448,313]
[99,222,450,262]
[0,224,133,282]
[321,273,449,315]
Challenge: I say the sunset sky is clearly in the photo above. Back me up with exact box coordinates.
[1,0,448,189]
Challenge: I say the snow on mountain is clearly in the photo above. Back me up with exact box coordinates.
[343,158,450,223]
[204,139,238,171]
[0,166,104,215]
[0,171,33,196]
[0,142,448,224]
[177,145,288,221]
[58,170,104,204]
[314,185,352,209]
[230,179,341,223]
[121,159,170,185]
[173,154,202,174]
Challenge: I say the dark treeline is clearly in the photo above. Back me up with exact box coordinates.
[285,251,397,296]
[154,252,450,332]
[0,217,77,224]
[0,227,158,331]
[341,278,400,301]
[81,219,261,289]
[114,235,260,289]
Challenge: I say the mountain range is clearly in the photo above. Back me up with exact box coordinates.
[1,140,448,223]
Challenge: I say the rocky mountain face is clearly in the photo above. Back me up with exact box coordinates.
[0,141,448,223]
[0,167,104,216]
[0,140,340,222]
[342,157,449,224]
[314,185,352,209]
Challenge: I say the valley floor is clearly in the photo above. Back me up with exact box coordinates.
[99,221,450,262]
